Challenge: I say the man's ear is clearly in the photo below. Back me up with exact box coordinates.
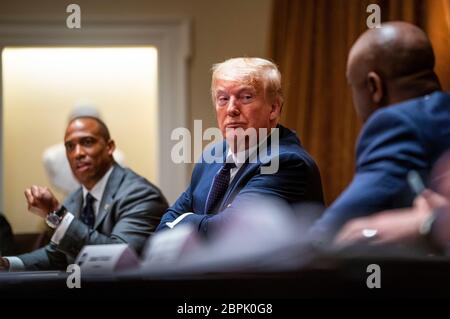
[107,139,116,156]
[367,72,383,105]
[269,99,282,121]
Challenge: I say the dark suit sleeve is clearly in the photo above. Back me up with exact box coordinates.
[311,110,427,241]
[155,184,194,232]
[55,182,168,258]
[170,153,318,235]
[156,162,207,231]
[18,243,69,271]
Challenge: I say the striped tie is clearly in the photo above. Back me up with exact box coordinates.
[204,162,236,213]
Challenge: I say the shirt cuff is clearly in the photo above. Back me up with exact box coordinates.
[4,257,25,271]
[51,212,75,245]
[165,213,194,229]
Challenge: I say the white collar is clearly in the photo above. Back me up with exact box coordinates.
[226,128,274,168]
[226,142,259,169]
[82,166,114,203]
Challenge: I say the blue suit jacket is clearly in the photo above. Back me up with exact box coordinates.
[313,91,450,239]
[156,125,324,235]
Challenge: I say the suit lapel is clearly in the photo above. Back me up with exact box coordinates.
[217,127,286,211]
[218,162,257,211]
[65,188,83,218]
[94,165,125,229]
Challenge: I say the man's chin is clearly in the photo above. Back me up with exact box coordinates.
[74,173,92,185]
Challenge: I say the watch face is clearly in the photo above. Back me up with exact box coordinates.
[46,213,61,228]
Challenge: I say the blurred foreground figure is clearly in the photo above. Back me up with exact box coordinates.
[143,197,321,274]
[311,22,450,243]
[335,152,450,251]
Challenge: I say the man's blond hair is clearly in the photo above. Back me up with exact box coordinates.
[211,57,283,106]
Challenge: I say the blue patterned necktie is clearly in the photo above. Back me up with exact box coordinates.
[80,193,96,228]
[205,162,236,213]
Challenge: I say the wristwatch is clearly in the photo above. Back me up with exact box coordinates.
[46,206,68,229]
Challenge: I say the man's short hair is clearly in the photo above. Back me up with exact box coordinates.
[68,116,111,141]
[211,57,283,106]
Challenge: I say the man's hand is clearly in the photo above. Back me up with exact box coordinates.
[334,207,429,246]
[419,189,450,211]
[334,189,449,247]
[24,185,60,219]
[0,257,10,271]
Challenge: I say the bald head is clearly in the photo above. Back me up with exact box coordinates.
[347,22,441,121]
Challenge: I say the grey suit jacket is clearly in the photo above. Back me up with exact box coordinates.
[18,164,168,270]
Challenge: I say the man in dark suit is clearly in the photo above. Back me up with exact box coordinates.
[156,57,323,236]
[311,22,450,243]
[0,214,14,256]
[0,117,168,271]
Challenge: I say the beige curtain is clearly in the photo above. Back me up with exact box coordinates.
[424,0,450,90]
[270,0,450,205]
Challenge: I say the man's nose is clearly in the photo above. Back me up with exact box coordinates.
[74,144,86,158]
[226,96,240,116]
